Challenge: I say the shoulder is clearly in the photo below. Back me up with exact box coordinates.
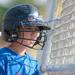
[0,47,13,56]
[0,47,12,62]
[0,48,7,58]
[0,47,10,60]
[0,47,9,54]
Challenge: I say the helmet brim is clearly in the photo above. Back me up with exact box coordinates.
[20,18,51,30]
[38,26,51,30]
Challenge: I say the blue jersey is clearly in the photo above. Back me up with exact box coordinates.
[0,47,40,75]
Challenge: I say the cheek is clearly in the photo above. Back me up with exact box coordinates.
[34,33,40,39]
[22,32,31,38]
[31,33,40,40]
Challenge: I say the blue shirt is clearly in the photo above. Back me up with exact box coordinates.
[0,47,40,75]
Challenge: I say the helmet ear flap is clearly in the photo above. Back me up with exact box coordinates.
[3,29,18,42]
[2,29,10,42]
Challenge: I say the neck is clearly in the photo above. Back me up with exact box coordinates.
[8,42,27,56]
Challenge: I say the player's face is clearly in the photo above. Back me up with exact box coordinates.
[18,26,40,46]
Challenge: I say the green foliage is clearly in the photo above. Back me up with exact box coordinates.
[0,6,7,30]
[14,0,45,15]
[14,0,34,5]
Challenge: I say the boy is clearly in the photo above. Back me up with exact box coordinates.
[0,4,50,75]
